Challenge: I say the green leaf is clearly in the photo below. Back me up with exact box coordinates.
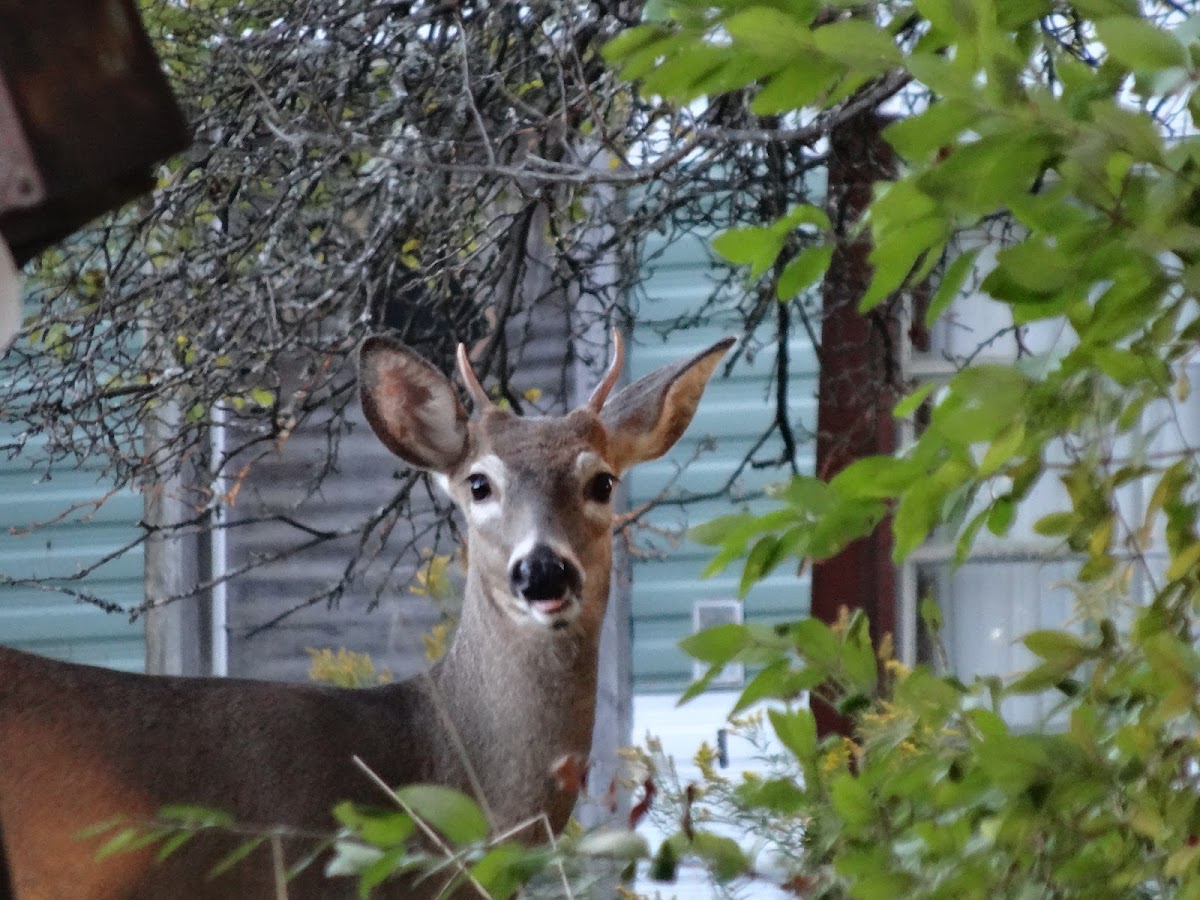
[830,456,921,500]
[469,843,540,900]
[771,475,836,511]
[155,831,194,863]
[690,831,749,882]
[724,7,813,60]
[736,776,805,814]
[843,627,878,691]
[601,24,672,63]
[649,835,679,882]
[1023,629,1090,664]
[956,506,990,563]
[641,45,729,101]
[739,534,787,597]
[894,382,936,418]
[1072,0,1138,14]
[979,420,1025,477]
[789,617,839,665]
[357,849,422,899]
[157,805,235,828]
[1096,16,1188,70]
[973,733,1050,794]
[733,660,802,712]
[712,225,784,277]
[914,0,978,35]
[1091,346,1170,387]
[576,830,650,859]
[919,131,1053,216]
[810,19,900,71]
[892,477,944,560]
[393,785,488,845]
[860,217,946,310]
[210,840,271,883]
[1009,658,1079,694]
[934,365,1030,444]
[250,387,275,408]
[615,33,688,81]
[919,596,943,635]
[1143,632,1200,680]
[94,827,146,861]
[779,203,832,231]
[1033,511,1076,536]
[996,0,1052,28]
[679,623,750,665]
[1089,102,1166,164]
[688,512,756,546]
[679,664,722,705]
[776,244,833,299]
[333,804,414,848]
[770,707,818,760]
[751,57,840,114]
[985,494,1016,537]
[830,774,873,828]
[77,816,126,840]
[207,836,266,879]
[993,239,1076,297]
[1167,539,1200,580]
[885,99,979,161]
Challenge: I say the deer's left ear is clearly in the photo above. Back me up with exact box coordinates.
[359,335,471,473]
[600,337,734,473]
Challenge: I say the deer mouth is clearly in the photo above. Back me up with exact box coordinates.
[530,596,571,616]
[523,593,581,629]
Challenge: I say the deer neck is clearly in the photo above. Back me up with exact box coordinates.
[427,563,608,830]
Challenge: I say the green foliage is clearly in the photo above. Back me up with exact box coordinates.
[83,783,653,898]
[607,0,1200,586]
[604,0,1200,897]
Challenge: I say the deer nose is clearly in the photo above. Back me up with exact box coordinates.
[510,544,576,601]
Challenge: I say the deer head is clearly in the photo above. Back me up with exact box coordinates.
[358,332,733,637]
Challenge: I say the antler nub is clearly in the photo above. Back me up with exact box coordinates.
[587,328,624,413]
[456,343,493,411]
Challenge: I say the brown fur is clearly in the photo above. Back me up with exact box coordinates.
[0,335,732,898]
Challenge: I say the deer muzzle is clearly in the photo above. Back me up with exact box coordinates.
[509,543,581,618]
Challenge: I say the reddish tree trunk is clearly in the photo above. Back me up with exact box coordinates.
[811,111,901,738]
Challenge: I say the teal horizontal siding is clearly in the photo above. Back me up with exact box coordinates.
[629,233,818,693]
[0,423,145,672]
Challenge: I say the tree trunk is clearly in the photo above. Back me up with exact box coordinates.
[811,110,901,738]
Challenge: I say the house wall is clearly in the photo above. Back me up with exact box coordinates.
[627,232,819,694]
[0,427,146,671]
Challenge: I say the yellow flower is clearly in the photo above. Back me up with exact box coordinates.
[422,623,450,662]
[306,647,392,688]
[885,658,911,680]
[819,749,845,776]
[408,549,456,602]
[877,631,895,662]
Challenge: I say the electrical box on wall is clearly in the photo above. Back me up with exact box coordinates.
[692,597,744,688]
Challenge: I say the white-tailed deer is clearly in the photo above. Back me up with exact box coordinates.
[0,331,732,899]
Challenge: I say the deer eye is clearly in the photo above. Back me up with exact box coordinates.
[586,472,615,504]
[467,473,492,502]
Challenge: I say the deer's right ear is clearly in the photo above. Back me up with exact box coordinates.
[359,336,470,473]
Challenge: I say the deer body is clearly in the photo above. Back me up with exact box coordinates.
[0,333,732,899]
